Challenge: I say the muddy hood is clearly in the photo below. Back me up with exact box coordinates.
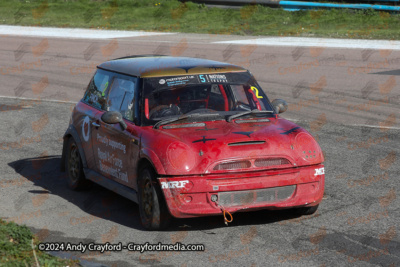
[141,117,324,175]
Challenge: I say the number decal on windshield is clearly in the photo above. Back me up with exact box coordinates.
[199,75,206,83]
[251,86,263,99]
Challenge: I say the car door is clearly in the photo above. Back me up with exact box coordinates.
[90,73,140,188]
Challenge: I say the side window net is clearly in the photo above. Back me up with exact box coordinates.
[107,78,136,121]
[83,70,111,110]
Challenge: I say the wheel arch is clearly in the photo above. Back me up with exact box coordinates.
[138,157,153,171]
[137,157,159,186]
[139,148,166,175]
[60,125,88,172]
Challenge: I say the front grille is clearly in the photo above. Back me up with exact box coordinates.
[218,185,296,207]
[213,160,251,171]
[254,158,291,167]
[213,157,291,171]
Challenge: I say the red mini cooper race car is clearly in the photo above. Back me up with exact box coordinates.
[61,55,325,230]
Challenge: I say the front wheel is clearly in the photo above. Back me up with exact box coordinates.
[137,166,172,230]
[66,138,90,190]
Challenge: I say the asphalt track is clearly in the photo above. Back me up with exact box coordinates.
[0,26,399,267]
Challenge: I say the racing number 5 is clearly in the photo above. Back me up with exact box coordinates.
[251,86,263,99]
[199,75,206,83]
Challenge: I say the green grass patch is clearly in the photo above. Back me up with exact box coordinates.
[0,0,399,39]
[0,219,79,266]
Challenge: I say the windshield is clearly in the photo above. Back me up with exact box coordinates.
[141,72,274,126]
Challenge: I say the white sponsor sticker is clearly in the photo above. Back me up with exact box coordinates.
[82,116,90,142]
[159,79,165,84]
[161,180,189,189]
[314,167,325,176]
[207,74,227,83]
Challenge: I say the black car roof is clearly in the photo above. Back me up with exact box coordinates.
[97,55,247,78]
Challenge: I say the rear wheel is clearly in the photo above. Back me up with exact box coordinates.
[137,165,171,230]
[295,204,319,215]
[66,138,90,190]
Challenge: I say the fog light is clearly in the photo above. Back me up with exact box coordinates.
[184,196,192,203]
[211,195,218,202]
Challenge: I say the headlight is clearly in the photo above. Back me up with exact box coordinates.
[167,142,196,171]
[294,132,323,163]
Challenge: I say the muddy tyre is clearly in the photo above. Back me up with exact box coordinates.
[137,165,171,230]
[66,138,90,190]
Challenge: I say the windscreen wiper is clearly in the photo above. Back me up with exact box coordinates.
[226,109,273,122]
[153,113,220,129]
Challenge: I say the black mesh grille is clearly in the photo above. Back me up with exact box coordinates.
[213,160,251,171]
[218,185,296,207]
[254,158,291,167]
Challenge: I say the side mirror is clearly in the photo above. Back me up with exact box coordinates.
[101,111,127,131]
[271,99,288,114]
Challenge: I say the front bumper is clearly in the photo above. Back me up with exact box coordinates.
[159,164,324,218]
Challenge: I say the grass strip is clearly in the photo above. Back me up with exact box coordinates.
[0,0,400,39]
[0,219,79,267]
